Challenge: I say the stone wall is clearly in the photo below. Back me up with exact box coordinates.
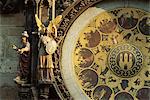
[0,12,25,100]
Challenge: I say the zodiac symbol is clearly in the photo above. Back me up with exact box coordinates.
[100,45,111,52]
[134,78,141,85]
[129,87,137,93]
[113,87,120,94]
[99,77,106,84]
[144,80,150,87]
[123,33,132,40]
[145,71,150,77]
[120,80,129,90]
[118,11,138,29]
[108,76,116,82]
[135,37,143,41]
[111,35,118,44]
[76,40,82,48]
[145,47,150,53]
[102,34,109,41]
[100,67,109,76]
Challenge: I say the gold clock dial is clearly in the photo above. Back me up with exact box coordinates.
[73,8,150,99]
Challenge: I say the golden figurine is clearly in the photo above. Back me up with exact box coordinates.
[35,14,62,82]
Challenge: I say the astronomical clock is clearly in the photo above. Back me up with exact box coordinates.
[54,0,150,99]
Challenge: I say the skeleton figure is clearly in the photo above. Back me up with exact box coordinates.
[35,14,62,81]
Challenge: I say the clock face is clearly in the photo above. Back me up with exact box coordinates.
[72,8,150,99]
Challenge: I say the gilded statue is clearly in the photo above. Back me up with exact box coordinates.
[35,14,62,82]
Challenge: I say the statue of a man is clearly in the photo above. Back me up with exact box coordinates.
[13,31,30,84]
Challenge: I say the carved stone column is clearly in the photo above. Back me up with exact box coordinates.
[35,0,40,14]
